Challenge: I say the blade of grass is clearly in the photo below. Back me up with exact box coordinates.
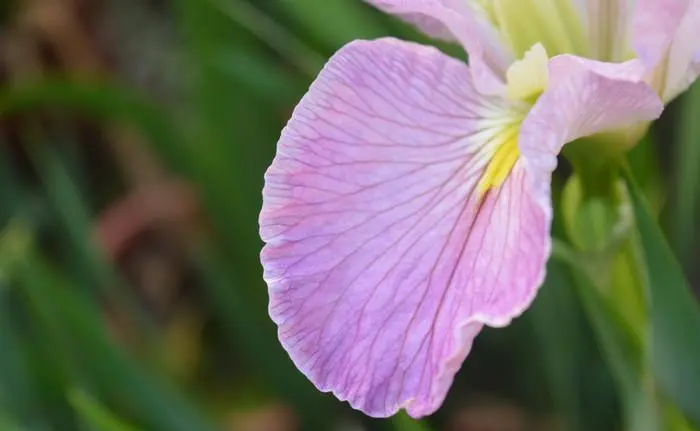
[551,240,660,431]
[671,82,700,260]
[208,0,325,77]
[10,247,219,431]
[0,412,27,431]
[627,134,663,214]
[174,0,273,262]
[0,80,190,176]
[173,6,336,424]
[528,260,587,431]
[218,50,304,103]
[68,389,141,431]
[0,287,43,426]
[276,0,388,48]
[623,166,700,427]
[194,244,336,430]
[0,158,77,429]
[24,140,155,337]
[1,220,92,430]
[175,2,350,428]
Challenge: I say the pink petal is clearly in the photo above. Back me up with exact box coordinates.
[633,0,700,100]
[519,55,664,206]
[366,0,469,42]
[260,38,549,418]
[364,0,512,92]
[633,0,690,66]
[661,0,700,100]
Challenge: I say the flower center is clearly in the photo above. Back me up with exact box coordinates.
[477,44,549,196]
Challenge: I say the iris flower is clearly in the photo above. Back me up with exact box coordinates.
[259,0,700,418]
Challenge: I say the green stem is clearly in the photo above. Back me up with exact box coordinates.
[565,139,622,200]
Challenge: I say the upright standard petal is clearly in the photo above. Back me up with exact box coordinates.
[658,0,700,100]
[586,0,633,61]
[633,0,700,100]
[519,55,664,204]
[260,38,549,418]
[365,0,470,42]
[364,0,513,91]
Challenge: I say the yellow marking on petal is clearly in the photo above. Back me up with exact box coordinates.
[506,43,549,103]
[478,123,521,197]
[476,43,549,198]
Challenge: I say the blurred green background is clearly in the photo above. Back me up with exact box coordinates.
[0,1,699,430]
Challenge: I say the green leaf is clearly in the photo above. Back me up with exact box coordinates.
[671,82,700,260]
[194,245,336,430]
[0,80,190,176]
[391,413,434,431]
[0,412,27,431]
[0,283,43,425]
[10,250,218,431]
[529,260,587,430]
[276,0,388,49]
[174,0,276,262]
[208,0,325,77]
[627,133,663,216]
[623,167,700,427]
[68,389,140,431]
[172,2,341,428]
[23,143,156,340]
[551,240,659,431]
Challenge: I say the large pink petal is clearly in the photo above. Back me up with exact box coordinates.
[364,0,512,92]
[633,0,700,100]
[260,38,548,418]
[519,55,664,208]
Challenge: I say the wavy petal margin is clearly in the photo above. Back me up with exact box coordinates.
[260,38,549,417]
